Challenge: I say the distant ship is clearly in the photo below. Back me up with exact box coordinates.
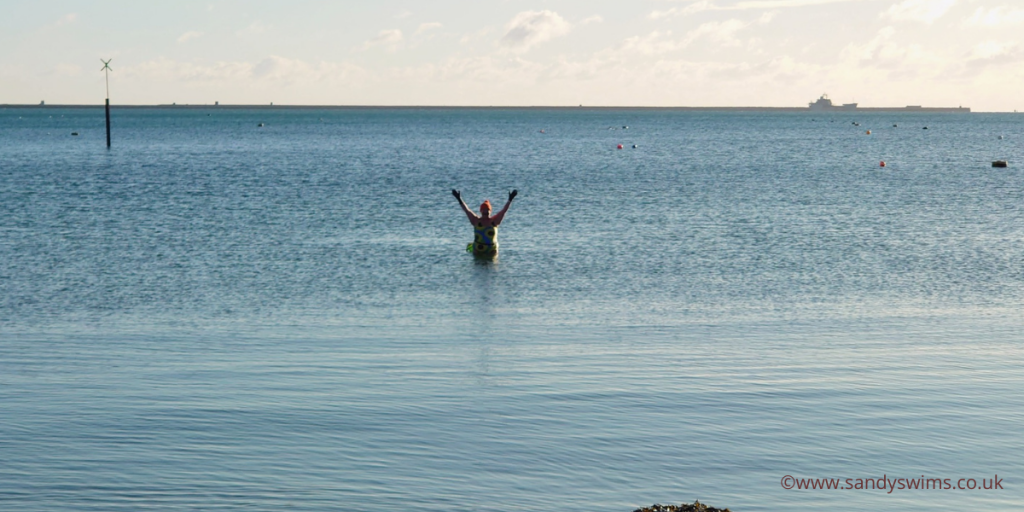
[809,94,857,111]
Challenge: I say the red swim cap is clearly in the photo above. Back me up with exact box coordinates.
[480,200,492,212]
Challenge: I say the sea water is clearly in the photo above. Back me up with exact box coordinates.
[1,107,1023,511]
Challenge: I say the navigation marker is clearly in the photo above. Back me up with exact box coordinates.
[101,59,112,147]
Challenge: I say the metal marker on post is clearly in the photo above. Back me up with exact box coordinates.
[101,59,112,147]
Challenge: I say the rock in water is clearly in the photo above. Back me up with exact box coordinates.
[634,500,731,512]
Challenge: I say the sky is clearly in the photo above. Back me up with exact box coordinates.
[1,0,1022,110]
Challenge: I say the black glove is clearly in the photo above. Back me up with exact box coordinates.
[508,189,518,201]
[452,189,461,200]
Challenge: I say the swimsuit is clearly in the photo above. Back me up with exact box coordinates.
[468,223,498,256]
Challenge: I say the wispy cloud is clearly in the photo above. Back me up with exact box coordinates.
[651,0,866,19]
[839,25,942,75]
[609,16,767,58]
[415,22,442,36]
[651,0,714,19]
[686,18,754,46]
[500,10,572,52]
[50,63,83,76]
[735,0,867,7]
[965,6,1024,27]
[53,13,77,27]
[177,31,203,43]
[237,21,267,36]
[361,29,404,52]
[880,0,956,24]
[964,40,1024,70]
[124,55,368,85]
[581,15,604,25]
[459,28,492,46]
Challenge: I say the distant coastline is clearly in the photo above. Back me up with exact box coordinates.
[0,103,976,112]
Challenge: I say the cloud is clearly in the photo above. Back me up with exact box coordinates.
[50,63,83,77]
[651,0,715,19]
[686,18,754,46]
[127,58,252,82]
[362,29,404,52]
[53,13,77,27]
[500,10,572,52]
[124,56,369,86]
[177,31,203,43]
[237,21,267,36]
[590,17,762,62]
[396,9,413,19]
[965,6,1024,27]
[415,22,442,36]
[252,56,315,80]
[839,25,942,75]
[651,0,866,19]
[581,15,604,25]
[735,0,867,7]
[964,41,1024,70]
[460,28,492,45]
[880,0,956,24]
[619,31,685,55]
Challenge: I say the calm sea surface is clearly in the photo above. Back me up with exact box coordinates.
[2,107,1023,511]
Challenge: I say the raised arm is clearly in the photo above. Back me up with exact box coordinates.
[452,189,478,223]
[491,189,517,225]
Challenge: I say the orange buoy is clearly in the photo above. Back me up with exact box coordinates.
[617,144,623,149]
[880,161,886,167]
[866,130,871,135]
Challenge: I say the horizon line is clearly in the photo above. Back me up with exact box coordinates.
[1,103,988,112]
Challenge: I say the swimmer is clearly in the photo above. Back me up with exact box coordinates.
[451,189,517,258]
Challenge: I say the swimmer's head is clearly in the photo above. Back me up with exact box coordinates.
[479,200,492,215]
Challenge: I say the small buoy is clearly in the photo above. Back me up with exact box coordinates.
[71,132,78,136]
[258,123,264,127]
[623,126,628,129]
[893,124,898,127]
[632,144,638,148]
[616,144,623,149]
[866,130,871,135]
[993,160,1008,168]
[880,161,886,167]
[923,126,928,130]
[539,129,545,133]
[998,135,1004,140]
